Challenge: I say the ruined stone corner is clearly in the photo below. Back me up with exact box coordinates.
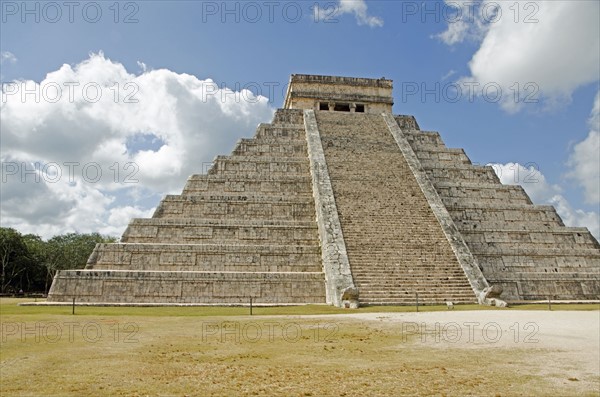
[339,286,360,309]
[477,285,509,308]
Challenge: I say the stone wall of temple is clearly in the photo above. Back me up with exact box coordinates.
[401,120,600,301]
[47,74,600,306]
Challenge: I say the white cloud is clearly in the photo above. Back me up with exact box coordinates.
[434,1,490,45]
[0,53,275,239]
[316,0,383,27]
[1,51,17,65]
[491,162,599,239]
[104,206,155,238]
[491,162,561,202]
[136,61,147,73]
[548,195,599,240]
[437,1,600,112]
[436,19,470,45]
[567,91,600,204]
[441,69,457,82]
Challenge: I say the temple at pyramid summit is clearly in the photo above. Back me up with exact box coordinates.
[47,74,600,307]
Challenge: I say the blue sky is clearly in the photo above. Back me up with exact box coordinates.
[1,0,599,239]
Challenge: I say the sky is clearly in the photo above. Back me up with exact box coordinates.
[0,0,599,240]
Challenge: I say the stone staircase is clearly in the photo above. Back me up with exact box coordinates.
[47,109,326,304]
[402,122,600,301]
[314,112,476,305]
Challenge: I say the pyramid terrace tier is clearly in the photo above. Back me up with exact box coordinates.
[209,155,310,176]
[232,137,309,157]
[182,175,312,196]
[152,194,316,221]
[121,218,319,245]
[488,272,599,301]
[477,248,600,274]
[414,147,472,164]
[86,243,323,273]
[433,181,532,206]
[47,270,326,304]
[422,164,502,184]
[460,227,599,249]
[447,203,563,224]
[403,130,445,147]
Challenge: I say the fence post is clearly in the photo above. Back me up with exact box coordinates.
[416,292,419,312]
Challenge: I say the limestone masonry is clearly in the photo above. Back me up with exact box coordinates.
[47,74,600,306]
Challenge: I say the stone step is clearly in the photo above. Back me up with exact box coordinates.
[346,255,466,262]
[352,272,470,278]
[358,289,474,295]
[316,111,475,302]
[359,288,475,294]
[356,283,473,290]
[354,276,472,282]
[360,293,476,299]
[359,298,476,305]
[352,271,470,278]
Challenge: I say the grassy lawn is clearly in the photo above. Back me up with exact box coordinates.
[1,298,598,396]
[4,298,599,317]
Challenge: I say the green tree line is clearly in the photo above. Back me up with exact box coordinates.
[0,227,117,294]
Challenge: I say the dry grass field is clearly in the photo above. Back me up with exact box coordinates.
[0,299,598,396]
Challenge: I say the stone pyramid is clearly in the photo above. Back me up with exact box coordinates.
[47,75,600,306]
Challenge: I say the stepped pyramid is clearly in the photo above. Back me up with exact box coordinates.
[47,74,600,306]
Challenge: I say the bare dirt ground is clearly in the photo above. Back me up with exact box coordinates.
[1,304,598,396]
[325,310,600,390]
